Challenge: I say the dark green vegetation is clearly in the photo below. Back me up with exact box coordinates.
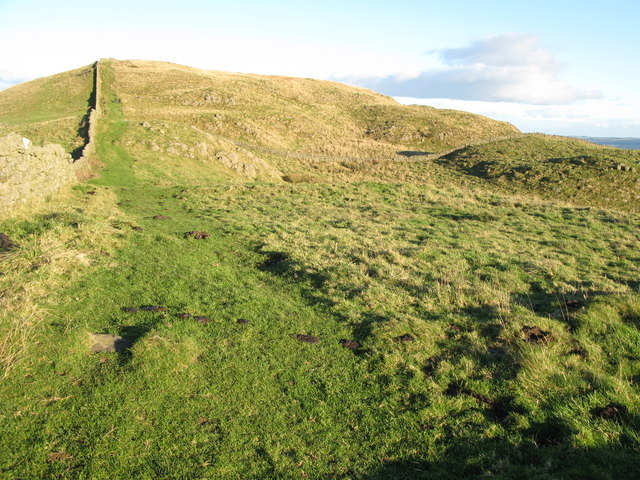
[441,135,640,212]
[1,60,639,479]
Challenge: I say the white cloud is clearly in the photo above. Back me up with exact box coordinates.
[339,34,600,105]
[394,96,640,137]
[0,71,29,91]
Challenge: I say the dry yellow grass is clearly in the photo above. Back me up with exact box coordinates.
[0,64,94,155]
[109,59,519,162]
[0,186,125,376]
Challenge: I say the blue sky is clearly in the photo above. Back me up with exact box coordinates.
[0,0,638,136]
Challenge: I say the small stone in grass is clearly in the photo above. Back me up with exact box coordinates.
[339,339,359,350]
[177,313,192,319]
[90,333,131,353]
[132,226,144,231]
[152,215,171,220]
[296,334,320,344]
[236,318,250,324]
[122,307,139,313]
[140,305,167,312]
[185,231,210,239]
[397,334,415,342]
[194,316,209,325]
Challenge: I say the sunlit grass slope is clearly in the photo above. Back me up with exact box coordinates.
[0,65,94,156]
[110,59,519,159]
[0,60,638,479]
[439,134,640,212]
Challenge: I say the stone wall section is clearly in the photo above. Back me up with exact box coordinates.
[0,61,101,214]
[0,133,78,213]
[73,61,101,174]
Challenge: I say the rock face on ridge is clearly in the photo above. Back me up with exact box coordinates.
[0,133,78,214]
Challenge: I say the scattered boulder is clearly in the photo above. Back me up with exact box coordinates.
[185,231,210,239]
[522,326,554,344]
[594,403,628,421]
[0,232,16,250]
[339,339,359,350]
[90,333,131,353]
[296,334,320,344]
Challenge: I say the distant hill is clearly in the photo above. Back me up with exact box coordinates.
[0,59,519,180]
[2,59,639,211]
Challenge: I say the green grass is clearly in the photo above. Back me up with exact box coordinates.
[0,65,94,155]
[439,134,640,212]
[0,62,639,479]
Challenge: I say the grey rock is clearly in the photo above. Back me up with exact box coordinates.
[90,333,131,353]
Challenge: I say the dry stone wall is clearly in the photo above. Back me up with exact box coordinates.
[0,61,100,214]
[0,133,80,214]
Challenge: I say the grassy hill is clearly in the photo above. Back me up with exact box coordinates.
[438,134,640,212]
[0,64,95,157]
[0,60,639,479]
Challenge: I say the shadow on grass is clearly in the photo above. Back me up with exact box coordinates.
[357,425,640,479]
[397,150,434,158]
[256,248,336,310]
[509,278,626,332]
[112,315,166,365]
[71,71,96,161]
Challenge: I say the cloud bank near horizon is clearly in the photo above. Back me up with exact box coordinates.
[339,34,600,105]
[0,71,29,91]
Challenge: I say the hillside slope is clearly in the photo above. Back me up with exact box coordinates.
[437,134,640,212]
[87,59,518,182]
[0,60,639,479]
[110,59,519,156]
[0,65,95,157]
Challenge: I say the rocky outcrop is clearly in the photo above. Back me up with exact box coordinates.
[215,148,281,180]
[0,133,79,214]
